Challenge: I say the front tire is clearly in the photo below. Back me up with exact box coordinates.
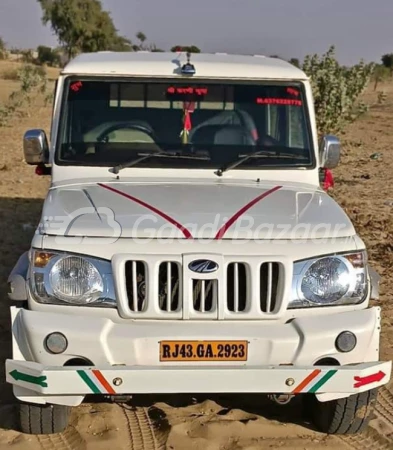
[305,388,378,435]
[19,402,71,435]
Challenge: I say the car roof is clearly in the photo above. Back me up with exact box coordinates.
[62,51,308,80]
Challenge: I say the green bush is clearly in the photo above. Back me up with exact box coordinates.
[302,46,374,134]
[37,45,61,66]
[381,53,393,74]
[372,65,390,91]
[170,45,201,53]
[18,64,47,94]
[0,64,49,126]
[21,50,35,64]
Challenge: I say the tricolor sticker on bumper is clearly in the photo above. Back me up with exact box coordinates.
[6,359,391,397]
[9,369,48,388]
[77,370,116,394]
[292,369,338,394]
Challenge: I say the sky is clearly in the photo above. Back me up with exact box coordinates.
[0,0,392,65]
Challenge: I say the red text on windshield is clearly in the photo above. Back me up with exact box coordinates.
[256,97,302,106]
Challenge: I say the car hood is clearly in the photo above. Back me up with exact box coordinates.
[40,180,355,240]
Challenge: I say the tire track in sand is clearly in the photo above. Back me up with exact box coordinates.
[116,405,167,450]
[36,426,87,450]
[337,386,393,450]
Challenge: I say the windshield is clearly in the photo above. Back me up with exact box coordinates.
[56,78,314,170]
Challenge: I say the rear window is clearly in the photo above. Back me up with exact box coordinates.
[56,79,314,170]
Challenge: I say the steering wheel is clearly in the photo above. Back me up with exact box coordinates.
[97,121,156,143]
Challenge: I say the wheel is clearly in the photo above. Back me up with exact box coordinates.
[305,388,378,435]
[19,402,71,435]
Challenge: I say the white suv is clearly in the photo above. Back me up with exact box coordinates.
[7,51,391,435]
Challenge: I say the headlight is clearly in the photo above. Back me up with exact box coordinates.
[50,256,103,304]
[30,250,116,307]
[289,251,368,308]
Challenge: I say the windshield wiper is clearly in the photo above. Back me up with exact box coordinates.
[111,151,209,174]
[111,151,167,174]
[214,148,307,176]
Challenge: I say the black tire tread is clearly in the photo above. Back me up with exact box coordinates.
[19,402,71,435]
[310,388,378,435]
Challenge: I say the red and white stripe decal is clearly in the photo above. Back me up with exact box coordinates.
[99,183,281,240]
[92,369,116,394]
[215,185,282,239]
[98,183,193,239]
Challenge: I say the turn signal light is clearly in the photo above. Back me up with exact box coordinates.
[34,252,55,268]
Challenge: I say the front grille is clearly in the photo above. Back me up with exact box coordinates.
[226,262,280,313]
[158,262,181,312]
[192,279,218,312]
[121,257,284,319]
[260,262,280,313]
[125,261,147,312]
[227,263,247,312]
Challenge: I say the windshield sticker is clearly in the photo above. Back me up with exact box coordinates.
[286,87,300,97]
[70,81,83,92]
[256,97,302,106]
[167,86,208,96]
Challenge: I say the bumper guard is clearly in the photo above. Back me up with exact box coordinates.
[6,359,392,396]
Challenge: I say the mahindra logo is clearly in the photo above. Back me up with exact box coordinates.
[188,259,219,274]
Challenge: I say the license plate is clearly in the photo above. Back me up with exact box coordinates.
[159,340,248,362]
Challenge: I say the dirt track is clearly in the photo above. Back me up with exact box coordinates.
[0,65,392,449]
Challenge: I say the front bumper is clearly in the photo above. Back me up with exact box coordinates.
[10,306,383,367]
[7,305,392,405]
[6,359,392,396]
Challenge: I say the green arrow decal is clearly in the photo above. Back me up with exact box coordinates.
[10,370,48,388]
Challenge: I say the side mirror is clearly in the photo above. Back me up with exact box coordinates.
[23,129,49,165]
[319,135,340,169]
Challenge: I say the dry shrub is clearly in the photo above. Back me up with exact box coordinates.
[1,68,19,80]
[0,64,49,126]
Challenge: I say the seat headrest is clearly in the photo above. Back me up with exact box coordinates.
[213,125,253,146]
